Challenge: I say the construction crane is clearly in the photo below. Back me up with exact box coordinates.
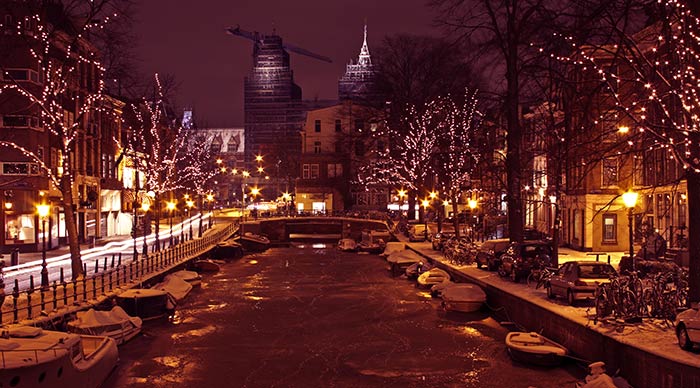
[226,25,332,63]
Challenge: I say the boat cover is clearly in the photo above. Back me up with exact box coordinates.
[441,284,486,303]
[71,306,140,329]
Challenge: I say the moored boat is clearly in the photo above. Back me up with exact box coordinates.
[505,331,568,367]
[210,239,244,260]
[386,250,423,277]
[66,306,143,345]
[416,268,450,288]
[337,238,358,252]
[236,232,271,252]
[440,283,486,313]
[191,259,221,273]
[170,270,203,287]
[0,325,118,388]
[153,274,194,302]
[405,259,433,280]
[116,288,176,321]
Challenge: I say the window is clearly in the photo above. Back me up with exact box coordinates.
[314,120,321,133]
[2,115,39,128]
[3,69,39,83]
[602,214,617,243]
[601,157,618,187]
[2,163,40,176]
[314,141,321,154]
[335,119,341,132]
[328,163,343,178]
[302,164,320,179]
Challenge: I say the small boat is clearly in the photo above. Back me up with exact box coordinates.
[440,283,486,313]
[357,230,387,254]
[337,238,358,252]
[191,259,221,273]
[170,270,203,287]
[236,232,271,252]
[405,259,433,280]
[386,250,424,277]
[505,331,568,367]
[66,306,143,345]
[210,239,244,260]
[430,281,452,298]
[0,325,118,388]
[380,242,405,257]
[416,268,450,288]
[153,274,194,302]
[116,288,177,321]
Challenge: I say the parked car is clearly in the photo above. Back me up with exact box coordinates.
[498,240,553,282]
[676,304,700,351]
[432,231,456,250]
[408,224,434,242]
[545,261,617,305]
[474,238,511,270]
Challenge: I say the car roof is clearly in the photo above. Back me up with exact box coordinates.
[568,261,614,266]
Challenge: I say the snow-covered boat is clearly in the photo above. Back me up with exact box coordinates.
[192,259,221,273]
[337,238,358,252]
[357,230,387,254]
[170,270,202,287]
[440,283,486,313]
[405,259,433,280]
[210,239,244,260]
[153,274,194,302]
[116,288,176,321]
[430,281,452,298]
[505,331,568,367]
[380,242,405,257]
[236,232,270,252]
[0,325,118,388]
[386,249,424,276]
[66,306,143,345]
[416,268,450,288]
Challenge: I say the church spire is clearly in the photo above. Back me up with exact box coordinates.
[358,22,371,66]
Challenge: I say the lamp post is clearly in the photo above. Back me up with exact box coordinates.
[186,199,194,240]
[250,187,260,220]
[37,203,50,289]
[468,199,478,242]
[206,193,214,228]
[282,192,291,217]
[397,189,406,217]
[622,190,638,262]
[141,202,150,257]
[421,199,430,241]
[166,201,176,247]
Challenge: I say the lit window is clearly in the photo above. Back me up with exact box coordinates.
[602,214,617,243]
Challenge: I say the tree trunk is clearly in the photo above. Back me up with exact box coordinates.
[505,7,524,243]
[60,175,83,280]
[407,193,417,221]
[154,194,161,251]
[688,170,700,305]
[451,194,460,238]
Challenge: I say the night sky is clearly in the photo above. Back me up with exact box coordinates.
[133,0,438,128]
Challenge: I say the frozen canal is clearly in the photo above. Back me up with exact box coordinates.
[103,244,584,387]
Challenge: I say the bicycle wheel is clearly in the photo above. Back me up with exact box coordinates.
[527,270,540,288]
[595,289,612,320]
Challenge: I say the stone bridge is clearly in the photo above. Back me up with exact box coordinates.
[239,217,393,242]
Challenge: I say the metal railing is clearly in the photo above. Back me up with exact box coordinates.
[0,222,237,326]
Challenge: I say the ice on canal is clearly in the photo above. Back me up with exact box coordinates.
[103,244,584,388]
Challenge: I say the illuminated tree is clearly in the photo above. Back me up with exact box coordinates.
[0,1,127,280]
[553,0,700,302]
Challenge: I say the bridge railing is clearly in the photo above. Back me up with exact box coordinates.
[0,221,237,326]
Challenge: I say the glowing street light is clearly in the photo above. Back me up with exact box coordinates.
[468,199,478,241]
[186,199,195,240]
[37,203,50,289]
[622,190,639,261]
[141,202,150,257]
[397,189,407,216]
[421,199,430,241]
[166,201,176,246]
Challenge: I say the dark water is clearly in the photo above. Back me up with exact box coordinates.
[103,245,583,388]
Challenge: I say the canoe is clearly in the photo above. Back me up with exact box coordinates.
[440,283,486,313]
[505,331,568,367]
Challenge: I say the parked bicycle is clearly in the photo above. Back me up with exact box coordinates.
[527,264,556,289]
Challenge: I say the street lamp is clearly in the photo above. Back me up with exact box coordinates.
[250,187,260,220]
[141,202,150,257]
[37,203,50,289]
[186,199,195,240]
[622,190,639,261]
[206,193,214,228]
[421,199,430,241]
[468,199,478,241]
[282,192,291,216]
[397,189,406,217]
[166,201,176,247]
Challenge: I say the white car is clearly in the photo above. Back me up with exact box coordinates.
[675,304,700,350]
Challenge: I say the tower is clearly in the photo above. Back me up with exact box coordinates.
[338,24,380,104]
